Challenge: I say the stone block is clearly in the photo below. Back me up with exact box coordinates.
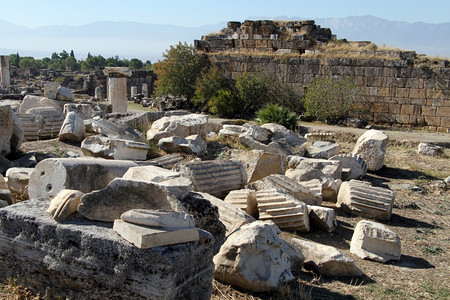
[371,102,389,113]
[337,180,395,220]
[59,111,85,143]
[352,130,388,172]
[81,135,150,160]
[224,189,258,218]
[0,199,214,299]
[424,116,441,127]
[307,141,341,159]
[418,143,444,156]
[5,167,34,202]
[421,106,436,117]
[308,205,337,233]
[396,114,410,124]
[286,156,342,182]
[330,154,367,181]
[350,220,401,263]
[291,238,363,277]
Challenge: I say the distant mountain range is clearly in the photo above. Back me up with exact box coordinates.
[1,15,449,62]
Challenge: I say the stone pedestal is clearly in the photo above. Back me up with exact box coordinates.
[94,86,104,100]
[0,55,10,89]
[131,86,138,98]
[142,83,149,98]
[107,77,127,113]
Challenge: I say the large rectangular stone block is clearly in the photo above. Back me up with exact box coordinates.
[0,199,215,299]
[424,116,441,126]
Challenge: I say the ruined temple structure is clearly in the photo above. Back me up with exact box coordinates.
[195,20,333,54]
[195,20,450,131]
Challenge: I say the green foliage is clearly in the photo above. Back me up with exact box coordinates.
[193,64,228,111]
[129,58,144,70]
[81,55,106,72]
[18,57,38,68]
[257,103,298,130]
[235,72,270,115]
[8,53,20,67]
[208,88,238,118]
[153,42,205,99]
[303,76,370,123]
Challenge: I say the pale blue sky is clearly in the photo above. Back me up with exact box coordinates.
[1,0,449,27]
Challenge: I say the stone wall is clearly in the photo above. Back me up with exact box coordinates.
[206,54,450,130]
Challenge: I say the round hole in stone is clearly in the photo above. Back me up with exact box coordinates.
[40,171,45,176]
[46,184,52,192]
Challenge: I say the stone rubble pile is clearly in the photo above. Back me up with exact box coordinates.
[0,95,406,297]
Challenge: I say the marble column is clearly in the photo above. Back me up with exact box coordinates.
[104,67,132,113]
[0,56,10,89]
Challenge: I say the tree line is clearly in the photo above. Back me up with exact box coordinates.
[8,50,152,72]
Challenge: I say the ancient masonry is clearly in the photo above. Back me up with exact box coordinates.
[195,20,450,130]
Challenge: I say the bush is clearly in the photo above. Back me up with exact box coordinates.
[235,72,270,115]
[192,64,228,111]
[208,88,238,118]
[257,103,298,130]
[303,76,370,123]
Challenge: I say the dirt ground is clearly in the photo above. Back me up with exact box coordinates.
[1,123,449,300]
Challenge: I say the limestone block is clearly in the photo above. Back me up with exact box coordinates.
[256,189,310,232]
[0,199,215,299]
[56,86,75,101]
[186,134,207,153]
[418,143,444,156]
[91,119,143,142]
[228,149,283,183]
[179,192,227,253]
[260,123,306,146]
[330,154,367,180]
[113,219,199,249]
[174,160,247,198]
[307,141,341,159]
[120,209,195,228]
[18,95,41,113]
[322,178,342,202]
[5,167,34,203]
[350,220,401,263]
[245,124,272,143]
[78,178,186,222]
[147,153,184,169]
[147,114,209,142]
[219,128,242,137]
[28,158,138,199]
[291,238,363,277]
[286,156,342,181]
[59,111,85,143]
[224,189,258,218]
[337,180,395,220]
[47,189,84,222]
[119,111,150,133]
[305,132,335,142]
[154,177,193,200]
[44,82,59,99]
[123,165,181,183]
[246,174,322,206]
[298,179,323,199]
[198,192,255,236]
[308,205,337,233]
[63,103,93,120]
[352,129,389,171]
[81,135,150,160]
[0,105,13,155]
[103,66,132,77]
[222,124,246,134]
[158,134,206,155]
[25,106,65,139]
[214,220,297,292]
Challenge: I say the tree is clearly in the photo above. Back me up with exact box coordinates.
[70,50,75,58]
[59,50,69,60]
[9,53,20,67]
[18,57,37,68]
[193,64,228,111]
[64,56,79,71]
[81,55,106,72]
[235,72,270,115]
[143,60,152,70]
[303,76,370,123]
[51,52,60,60]
[129,58,143,70]
[152,42,205,99]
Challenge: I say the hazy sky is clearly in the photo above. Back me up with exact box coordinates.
[1,0,449,27]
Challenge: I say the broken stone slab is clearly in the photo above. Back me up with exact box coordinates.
[90,118,144,142]
[81,135,150,160]
[44,82,59,99]
[304,132,335,142]
[238,134,292,157]
[321,178,342,202]
[113,219,199,249]
[246,174,322,206]
[228,149,283,183]
[299,179,323,200]
[146,114,210,142]
[256,189,310,232]
[417,143,444,156]
[214,220,300,292]
[307,141,341,159]
[352,129,389,171]
[337,180,395,221]
[63,103,93,120]
[15,113,42,141]
[291,238,363,277]
[5,167,34,203]
[179,192,227,254]
[47,189,84,222]
[78,178,187,222]
[56,86,75,101]
[120,209,195,228]
[219,124,245,137]
[350,220,401,263]
[308,205,337,233]
[286,156,342,181]
[198,192,255,236]
[0,105,13,155]
[158,134,206,155]
[28,158,138,199]
[59,111,85,143]
[174,160,247,198]
[224,189,259,218]
[260,123,306,146]
[147,153,184,169]
[245,124,272,143]
[103,66,132,77]
[330,154,367,180]
[0,199,214,299]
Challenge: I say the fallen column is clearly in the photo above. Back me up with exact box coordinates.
[28,158,138,199]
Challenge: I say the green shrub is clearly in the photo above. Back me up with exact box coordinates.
[303,76,370,123]
[208,88,238,118]
[235,72,270,115]
[192,64,228,111]
[257,103,298,130]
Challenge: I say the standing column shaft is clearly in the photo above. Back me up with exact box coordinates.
[0,56,10,89]
[107,77,127,113]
